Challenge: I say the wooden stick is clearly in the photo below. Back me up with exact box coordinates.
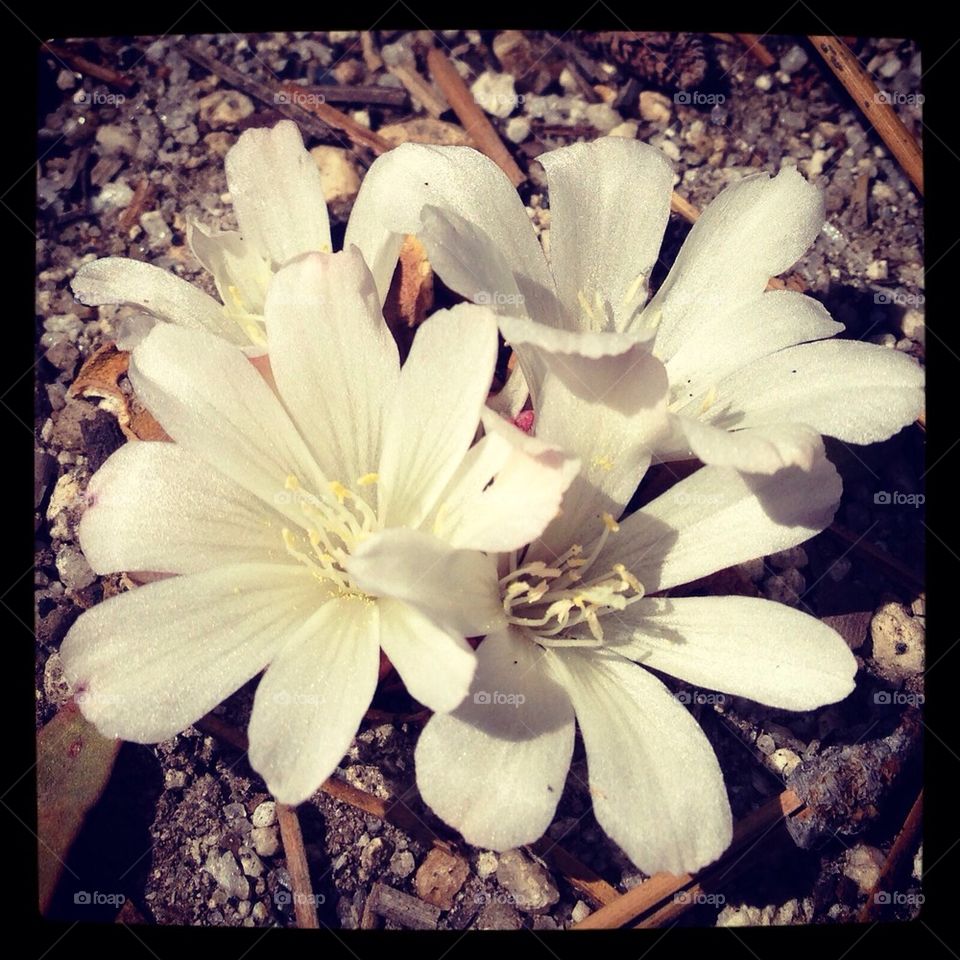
[42,42,134,91]
[276,803,319,928]
[177,43,332,142]
[709,33,737,44]
[387,61,449,117]
[573,789,804,929]
[669,190,700,224]
[117,177,151,234]
[426,47,525,187]
[283,83,408,108]
[858,789,923,921]
[279,81,392,154]
[735,33,777,69]
[530,838,620,907]
[809,35,923,195]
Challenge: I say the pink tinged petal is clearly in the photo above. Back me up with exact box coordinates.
[61,563,324,744]
[548,647,733,876]
[377,304,498,528]
[499,315,669,556]
[128,323,325,525]
[689,338,925,446]
[225,119,332,267]
[345,527,505,639]
[345,142,557,320]
[602,596,858,711]
[187,220,272,317]
[71,257,243,343]
[79,441,289,576]
[264,250,400,485]
[664,290,844,395]
[415,627,576,851]
[430,408,579,554]
[377,598,476,713]
[247,597,380,805]
[538,136,674,332]
[595,444,842,594]
[643,166,824,360]
[661,415,823,474]
[487,364,531,420]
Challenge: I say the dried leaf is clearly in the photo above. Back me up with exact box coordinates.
[37,701,122,913]
[68,341,169,442]
[383,235,434,331]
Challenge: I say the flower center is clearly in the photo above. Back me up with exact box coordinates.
[500,512,645,647]
[280,473,380,595]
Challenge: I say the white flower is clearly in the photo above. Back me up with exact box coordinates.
[348,136,924,475]
[353,441,858,876]
[61,248,577,805]
[71,120,385,354]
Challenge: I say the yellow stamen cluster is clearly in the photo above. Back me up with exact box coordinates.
[500,513,644,647]
[280,474,379,594]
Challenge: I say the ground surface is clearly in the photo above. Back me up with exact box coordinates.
[35,30,924,929]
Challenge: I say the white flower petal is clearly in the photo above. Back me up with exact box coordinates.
[663,415,823,474]
[61,563,323,743]
[128,324,324,522]
[247,596,380,805]
[225,119,332,267]
[603,596,858,710]
[691,338,925,445]
[595,447,841,593]
[187,220,272,318]
[538,136,674,331]
[643,167,824,360]
[415,627,575,851]
[264,250,400,485]
[378,597,476,713]
[79,441,288,575]
[499,315,669,555]
[486,364,530,418]
[345,527,505,638]
[377,304,498,528]
[71,257,242,343]
[664,290,843,394]
[431,408,579,553]
[345,143,557,320]
[549,647,732,875]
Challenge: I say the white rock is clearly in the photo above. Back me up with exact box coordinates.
[92,181,134,213]
[639,91,672,123]
[585,103,622,133]
[608,121,639,139]
[251,801,276,828]
[470,71,517,118]
[842,844,885,894]
[476,851,499,878]
[755,73,773,91]
[250,825,280,858]
[204,851,250,900]
[56,545,96,591]
[496,850,559,913]
[901,308,925,344]
[95,124,138,156]
[871,602,924,681]
[571,900,592,923]
[199,90,254,129]
[504,116,531,143]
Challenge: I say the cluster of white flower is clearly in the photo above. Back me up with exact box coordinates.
[64,121,923,877]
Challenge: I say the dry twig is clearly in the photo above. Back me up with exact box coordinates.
[426,47,525,187]
[735,33,776,68]
[809,35,923,195]
[276,803,319,928]
[279,81,392,155]
[43,41,134,91]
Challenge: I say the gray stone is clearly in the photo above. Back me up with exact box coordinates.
[780,45,809,74]
[55,545,96,591]
[390,850,416,878]
[477,900,521,929]
[495,849,559,914]
[871,601,924,681]
[204,851,250,900]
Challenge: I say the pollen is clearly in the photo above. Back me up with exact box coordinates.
[329,480,350,504]
[602,512,620,533]
[592,454,615,472]
[358,473,379,486]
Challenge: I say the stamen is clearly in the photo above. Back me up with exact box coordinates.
[358,473,379,486]
[700,385,718,414]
